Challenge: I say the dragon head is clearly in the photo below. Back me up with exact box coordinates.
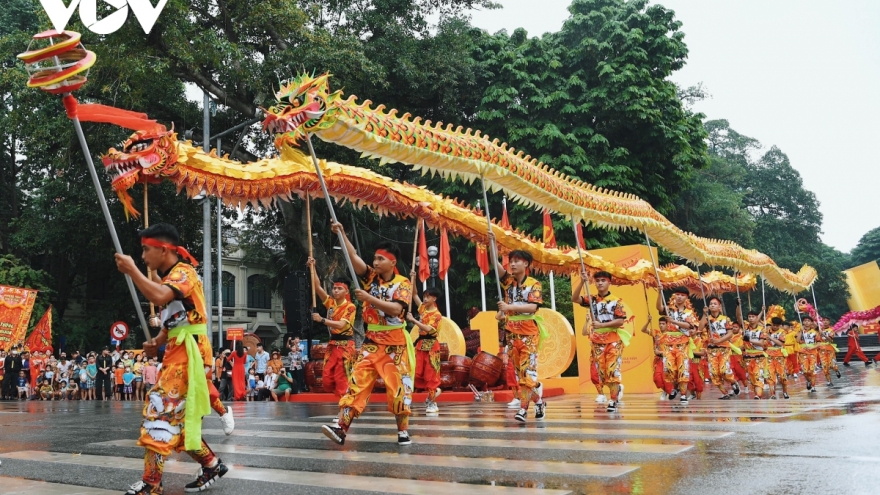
[102,128,179,219]
[262,73,340,149]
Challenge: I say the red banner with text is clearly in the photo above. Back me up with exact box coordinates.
[0,284,39,351]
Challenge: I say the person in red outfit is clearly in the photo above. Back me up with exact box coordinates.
[842,324,871,367]
[228,347,247,401]
[408,287,444,414]
[640,315,673,399]
[311,258,358,399]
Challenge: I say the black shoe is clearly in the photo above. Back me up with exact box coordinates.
[719,394,731,400]
[184,461,227,493]
[398,430,412,445]
[606,400,618,412]
[690,391,697,399]
[668,390,678,400]
[866,361,873,367]
[322,424,346,445]
[806,383,812,391]
[770,395,777,400]
[783,393,790,399]
[124,481,162,495]
[753,395,761,400]
[836,369,841,379]
[534,401,546,420]
[843,362,851,367]
[514,408,527,422]
[732,383,741,396]
[679,396,688,405]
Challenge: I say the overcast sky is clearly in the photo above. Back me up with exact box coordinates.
[470,0,879,253]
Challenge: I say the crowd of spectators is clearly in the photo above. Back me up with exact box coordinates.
[0,345,158,401]
[214,336,310,401]
[0,335,311,403]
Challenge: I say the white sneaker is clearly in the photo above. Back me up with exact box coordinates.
[618,384,624,402]
[659,391,668,400]
[594,394,607,403]
[425,402,439,414]
[507,398,522,409]
[219,407,235,435]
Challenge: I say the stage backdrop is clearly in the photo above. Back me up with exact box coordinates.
[471,245,661,395]
[0,285,39,351]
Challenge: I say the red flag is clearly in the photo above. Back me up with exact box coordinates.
[500,198,512,230]
[418,220,430,282]
[542,210,557,249]
[25,306,53,354]
[476,243,489,275]
[500,198,510,269]
[439,228,451,280]
[575,220,586,250]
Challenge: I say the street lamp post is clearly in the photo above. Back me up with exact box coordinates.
[427,245,439,288]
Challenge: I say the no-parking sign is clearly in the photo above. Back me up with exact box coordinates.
[110,321,129,341]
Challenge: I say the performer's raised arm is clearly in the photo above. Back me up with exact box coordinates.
[330,220,367,277]
[307,257,328,302]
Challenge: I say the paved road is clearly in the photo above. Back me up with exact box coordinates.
[1,365,878,494]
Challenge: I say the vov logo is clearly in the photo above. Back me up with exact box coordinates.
[40,0,169,35]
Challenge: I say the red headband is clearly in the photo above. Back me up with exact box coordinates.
[375,249,397,263]
[332,282,351,302]
[375,249,399,275]
[141,237,199,267]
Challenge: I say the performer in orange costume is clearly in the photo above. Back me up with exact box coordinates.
[115,224,227,495]
[407,286,444,414]
[688,330,706,399]
[797,316,823,393]
[641,316,673,399]
[764,317,790,399]
[736,302,768,400]
[783,321,801,377]
[817,321,841,385]
[309,258,357,399]
[728,323,748,396]
[497,250,546,422]
[699,297,740,399]
[575,270,629,412]
[322,222,414,446]
[656,287,699,401]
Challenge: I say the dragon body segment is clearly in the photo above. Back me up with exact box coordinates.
[103,130,753,294]
[263,73,817,292]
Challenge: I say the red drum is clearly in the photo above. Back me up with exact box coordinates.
[439,361,455,389]
[310,343,328,361]
[449,355,472,387]
[305,361,324,392]
[469,351,503,387]
[439,343,450,362]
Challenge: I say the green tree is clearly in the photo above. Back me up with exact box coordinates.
[850,226,880,267]
[1,2,209,350]
[679,120,850,319]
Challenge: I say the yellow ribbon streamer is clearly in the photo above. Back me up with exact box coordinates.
[729,343,742,355]
[167,323,209,452]
[367,323,414,379]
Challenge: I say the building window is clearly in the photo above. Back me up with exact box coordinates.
[248,274,272,309]
[213,271,235,307]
